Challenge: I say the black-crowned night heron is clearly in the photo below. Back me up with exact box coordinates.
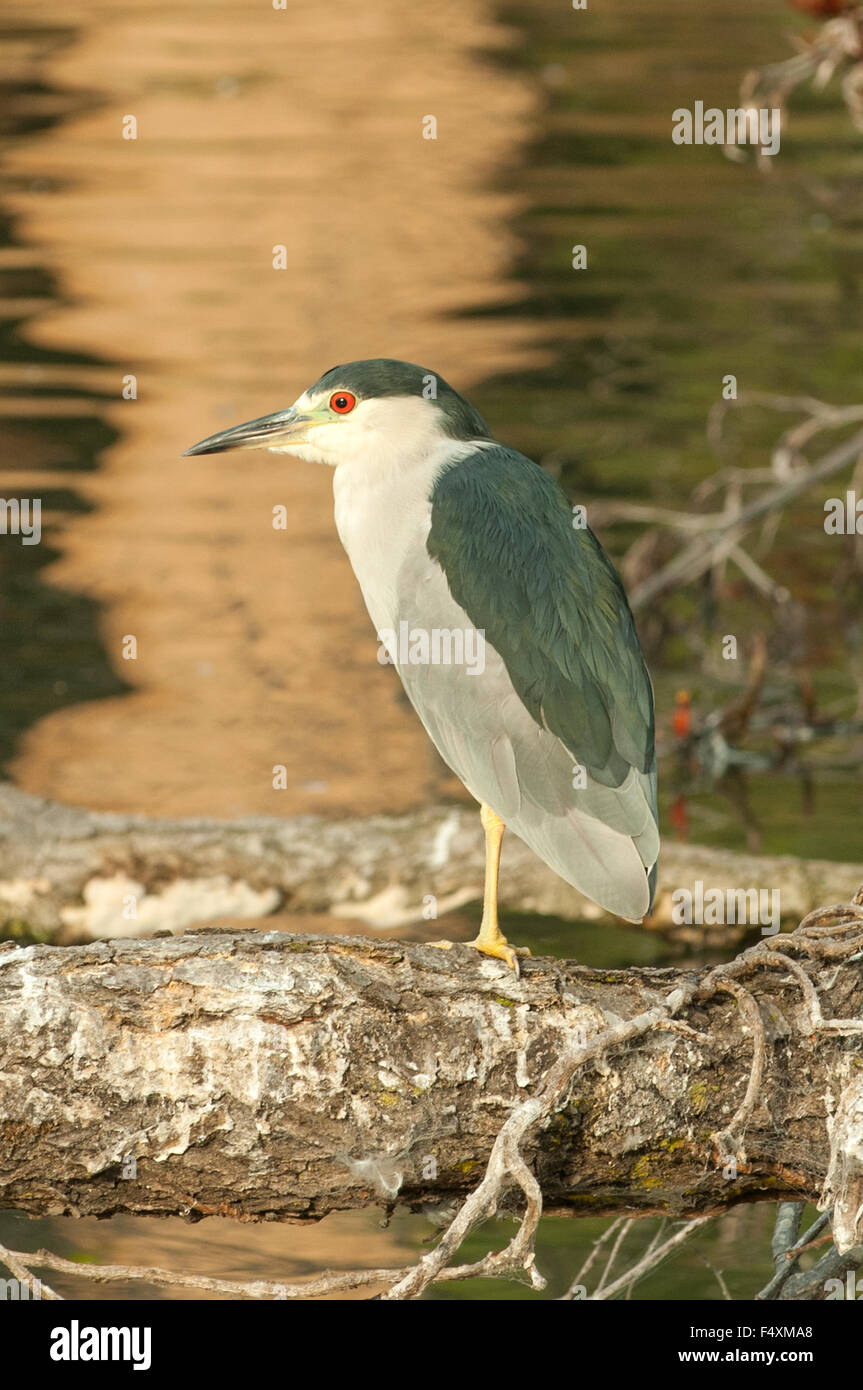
[184,359,658,971]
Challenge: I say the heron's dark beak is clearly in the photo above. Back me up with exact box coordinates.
[182,404,330,456]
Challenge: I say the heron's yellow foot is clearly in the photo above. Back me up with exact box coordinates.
[430,934,529,974]
[469,929,531,976]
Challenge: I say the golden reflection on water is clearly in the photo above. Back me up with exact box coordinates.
[3,0,542,817]
[0,0,552,1296]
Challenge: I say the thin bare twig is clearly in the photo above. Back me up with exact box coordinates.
[590,1217,713,1301]
[631,424,863,608]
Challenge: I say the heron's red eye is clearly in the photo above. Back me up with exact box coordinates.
[329,391,356,414]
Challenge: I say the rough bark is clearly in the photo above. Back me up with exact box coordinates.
[1,926,860,1224]
[1,784,860,941]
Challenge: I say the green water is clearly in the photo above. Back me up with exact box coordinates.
[464,0,863,867]
[426,0,863,1299]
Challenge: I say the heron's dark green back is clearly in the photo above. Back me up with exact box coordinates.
[427,446,655,789]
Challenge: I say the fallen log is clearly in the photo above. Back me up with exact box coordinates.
[1,913,862,1229]
[1,784,860,942]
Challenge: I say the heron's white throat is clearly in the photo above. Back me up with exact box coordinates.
[331,416,489,633]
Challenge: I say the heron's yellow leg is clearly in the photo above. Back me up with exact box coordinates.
[469,804,530,974]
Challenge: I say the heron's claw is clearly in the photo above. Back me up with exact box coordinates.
[469,934,530,976]
[428,934,529,974]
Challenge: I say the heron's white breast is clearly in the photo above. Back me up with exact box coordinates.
[332,434,481,633]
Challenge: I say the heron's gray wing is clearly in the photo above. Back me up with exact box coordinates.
[393,619,656,919]
[413,444,659,917]
[427,445,654,786]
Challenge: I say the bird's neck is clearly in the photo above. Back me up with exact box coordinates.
[332,439,482,632]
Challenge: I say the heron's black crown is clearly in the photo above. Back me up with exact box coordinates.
[309,358,493,442]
